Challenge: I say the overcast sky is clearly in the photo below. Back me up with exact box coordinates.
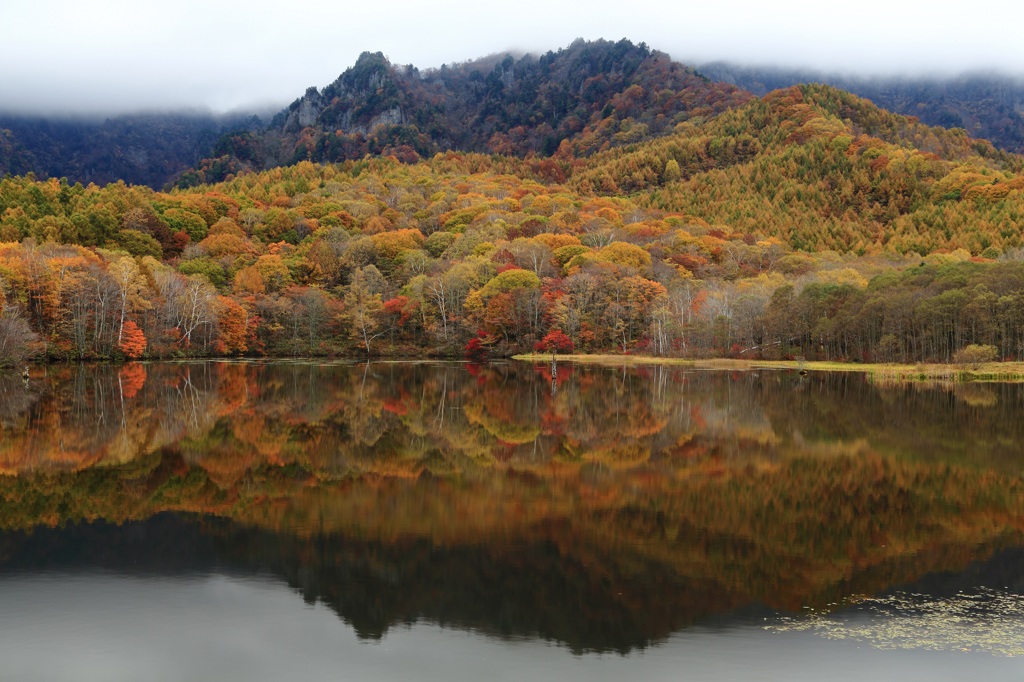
[2,0,1023,116]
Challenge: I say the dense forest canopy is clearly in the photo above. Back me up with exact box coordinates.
[697,62,1024,155]
[3,41,1024,364]
[177,39,753,187]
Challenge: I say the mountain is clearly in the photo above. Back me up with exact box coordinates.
[178,39,753,187]
[0,112,263,189]
[7,41,1024,193]
[696,63,1024,154]
[5,43,1024,364]
[4,75,1024,364]
[572,82,1024,254]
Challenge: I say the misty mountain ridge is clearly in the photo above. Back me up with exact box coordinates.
[0,110,269,188]
[3,39,1024,189]
[697,62,1024,154]
[176,39,751,187]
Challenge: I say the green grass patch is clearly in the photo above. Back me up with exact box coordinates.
[512,354,1024,383]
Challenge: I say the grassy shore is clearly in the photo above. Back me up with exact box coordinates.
[512,354,1024,382]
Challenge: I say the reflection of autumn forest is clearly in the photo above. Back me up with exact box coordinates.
[1,362,1023,651]
[6,45,1024,363]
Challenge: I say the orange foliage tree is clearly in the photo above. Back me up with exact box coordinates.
[118,320,147,358]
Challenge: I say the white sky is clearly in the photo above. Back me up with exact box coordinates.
[2,0,1022,115]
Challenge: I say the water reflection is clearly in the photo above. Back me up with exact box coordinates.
[772,588,1024,656]
[5,361,1024,476]
[1,361,1023,657]
[6,570,1021,682]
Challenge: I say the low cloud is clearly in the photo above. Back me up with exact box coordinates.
[3,0,1022,116]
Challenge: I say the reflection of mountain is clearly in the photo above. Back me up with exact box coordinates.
[2,361,1024,652]
[0,514,737,653]
[1,453,1023,654]
[3,514,1022,655]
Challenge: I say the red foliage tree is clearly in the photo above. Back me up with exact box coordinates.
[534,329,574,354]
[383,295,414,325]
[464,330,491,360]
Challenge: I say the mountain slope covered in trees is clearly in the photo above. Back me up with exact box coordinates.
[0,112,262,188]
[697,63,1024,154]
[178,39,753,186]
[3,69,1024,365]
[573,83,1024,255]
[5,39,1024,194]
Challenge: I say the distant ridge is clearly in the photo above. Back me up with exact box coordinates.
[4,40,1024,190]
[696,62,1024,154]
[0,112,262,188]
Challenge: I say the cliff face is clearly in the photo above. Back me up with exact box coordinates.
[281,87,325,131]
[276,51,412,135]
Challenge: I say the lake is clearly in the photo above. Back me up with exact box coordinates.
[1,360,1023,680]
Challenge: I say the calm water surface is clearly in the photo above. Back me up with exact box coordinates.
[1,361,1023,680]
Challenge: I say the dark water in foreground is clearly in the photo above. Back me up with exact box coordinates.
[1,361,1023,680]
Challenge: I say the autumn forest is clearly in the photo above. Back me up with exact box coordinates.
[4,40,1024,366]
[5,34,1024,672]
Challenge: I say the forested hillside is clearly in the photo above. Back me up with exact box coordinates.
[0,40,751,190]
[6,39,1022,194]
[575,84,1024,254]
[179,40,752,186]
[0,112,261,188]
[3,55,1024,366]
[698,63,1024,154]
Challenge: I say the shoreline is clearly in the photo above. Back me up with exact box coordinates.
[512,354,1024,382]
[10,354,1024,383]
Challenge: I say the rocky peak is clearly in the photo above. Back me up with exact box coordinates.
[280,86,324,132]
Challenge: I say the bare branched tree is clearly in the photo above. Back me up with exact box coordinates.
[0,281,39,367]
